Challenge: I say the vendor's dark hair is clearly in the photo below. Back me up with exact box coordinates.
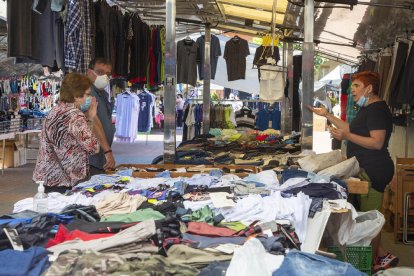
[177,94,183,99]
[88,58,112,69]
[352,71,380,95]
[60,73,92,103]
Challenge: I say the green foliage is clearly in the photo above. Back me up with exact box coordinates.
[211,92,219,101]
[292,44,328,73]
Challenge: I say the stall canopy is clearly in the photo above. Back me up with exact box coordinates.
[1,1,414,73]
[284,1,414,64]
[319,64,353,85]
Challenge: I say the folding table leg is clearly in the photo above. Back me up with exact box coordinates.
[403,192,414,245]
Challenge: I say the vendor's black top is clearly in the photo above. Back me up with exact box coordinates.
[347,101,394,192]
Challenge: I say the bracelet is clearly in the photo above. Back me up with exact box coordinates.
[104,149,112,155]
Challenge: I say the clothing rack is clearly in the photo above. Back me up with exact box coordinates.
[188,99,282,103]
[253,65,287,73]
[361,30,414,54]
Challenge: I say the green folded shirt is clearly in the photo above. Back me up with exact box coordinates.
[101,208,165,222]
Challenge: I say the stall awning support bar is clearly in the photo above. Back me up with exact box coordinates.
[301,0,315,150]
[202,25,212,135]
[287,42,294,134]
[163,0,177,163]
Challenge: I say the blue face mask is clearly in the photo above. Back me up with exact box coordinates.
[80,96,91,112]
[356,95,368,107]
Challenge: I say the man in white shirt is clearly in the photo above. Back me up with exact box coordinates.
[176,94,185,129]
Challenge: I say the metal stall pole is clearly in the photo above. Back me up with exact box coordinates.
[301,0,315,150]
[281,41,287,135]
[202,25,211,135]
[1,139,5,176]
[286,43,294,134]
[163,0,177,163]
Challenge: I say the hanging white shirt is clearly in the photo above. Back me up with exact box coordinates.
[259,65,285,101]
[115,92,139,142]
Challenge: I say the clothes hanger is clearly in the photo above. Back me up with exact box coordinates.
[122,87,131,95]
[232,35,240,41]
[262,34,271,47]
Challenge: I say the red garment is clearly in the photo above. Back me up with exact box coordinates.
[41,82,48,97]
[340,94,347,121]
[46,224,114,248]
[256,134,269,141]
[129,77,147,84]
[187,222,237,237]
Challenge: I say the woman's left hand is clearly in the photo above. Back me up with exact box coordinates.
[330,127,349,141]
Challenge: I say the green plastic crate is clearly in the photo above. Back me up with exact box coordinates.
[328,246,372,276]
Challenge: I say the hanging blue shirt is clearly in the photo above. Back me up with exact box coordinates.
[256,108,282,131]
[138,92,153,132]
[271,109,281,130]
[256,109,272,131]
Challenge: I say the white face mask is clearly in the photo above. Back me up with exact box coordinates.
[356,89,370,107]
[92,71,110,90]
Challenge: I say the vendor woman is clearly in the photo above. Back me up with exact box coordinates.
[308,71,398,272]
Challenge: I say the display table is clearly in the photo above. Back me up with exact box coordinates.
[113,164,260,178]
[345,179,369,195]
[393,157,414,242]
[0,132,16,175]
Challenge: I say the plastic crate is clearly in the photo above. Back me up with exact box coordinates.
[328,246,372,275]
[25,118,45,131]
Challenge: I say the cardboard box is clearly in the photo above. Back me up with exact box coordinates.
[344,178,369,195]
[313,114,327,132]
[26,148,39,163]
[0,141,26,168]
[0,141,14,168]
[15,142,26,167]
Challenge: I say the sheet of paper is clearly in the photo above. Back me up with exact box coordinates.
[214,243,241,254]
[209,192,236,208]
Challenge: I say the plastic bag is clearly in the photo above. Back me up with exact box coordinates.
[298,150,342,172]
[347,210,385,246]
[334,206,385,246]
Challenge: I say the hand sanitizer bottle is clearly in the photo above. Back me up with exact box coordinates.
[33,181,48,213]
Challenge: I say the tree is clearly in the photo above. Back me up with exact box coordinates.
[293,44,328,73]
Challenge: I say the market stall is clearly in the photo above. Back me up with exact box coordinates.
[1,0,414,275]
[2,155,376,275]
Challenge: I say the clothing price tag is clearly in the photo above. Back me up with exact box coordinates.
[3,228,24,251]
